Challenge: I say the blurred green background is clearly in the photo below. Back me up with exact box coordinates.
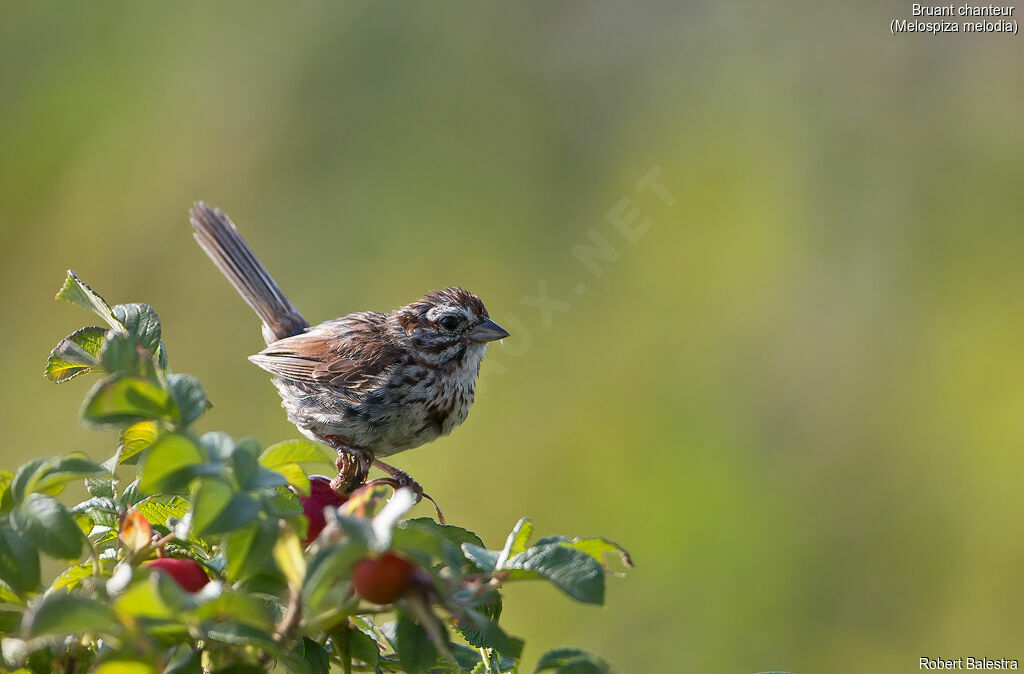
[3,2,1024,671]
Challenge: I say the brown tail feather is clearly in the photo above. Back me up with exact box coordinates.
[189,202,309,343]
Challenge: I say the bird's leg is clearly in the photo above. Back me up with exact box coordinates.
[369,459,446,524]
[325,435,373,493]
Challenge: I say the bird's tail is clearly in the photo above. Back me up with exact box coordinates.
[190,202,309,344]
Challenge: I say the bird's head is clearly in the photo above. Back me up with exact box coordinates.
[394,287,508,366]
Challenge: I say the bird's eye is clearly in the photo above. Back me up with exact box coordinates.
[439,315,460,330]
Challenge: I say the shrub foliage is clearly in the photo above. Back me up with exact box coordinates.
[0,271,632,673]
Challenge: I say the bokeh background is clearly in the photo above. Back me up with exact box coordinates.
[3,2,1024,671]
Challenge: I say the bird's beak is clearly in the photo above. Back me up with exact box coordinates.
[468,317,510,343]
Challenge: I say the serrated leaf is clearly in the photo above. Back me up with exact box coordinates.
[85,474,114,498]
[504,544,604,605]
[138,434,205,494]
[535,647,609,673]
[112,303,162,353]
[346,623,381,670]
[496,517,533,569]
[54,270,122,330]
[72,496,119,529]
[44,326,107,383]
[11,494,83,560]
[25,593,119,637]
[0,528,40,594]
[395,518,484,568]
[82,375,176,428]
[533,535,634,573]
[135,495,190,529]
[167,374,210,427]
[456,606,524,659]
[292,637,330,674]
[461,544,499,573]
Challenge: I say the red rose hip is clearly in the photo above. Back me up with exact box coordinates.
[352,551,417,604]
[295,475,348,544]
[144,558,210,593]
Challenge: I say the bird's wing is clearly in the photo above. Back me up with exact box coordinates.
[248,312,399,393]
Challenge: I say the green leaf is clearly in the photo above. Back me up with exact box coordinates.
[9,458,48,504]
[504,544,604,605]
[202,621,279,651]
[456,607,524,660]
[82,375,176,428]
[19,453,106,498]
[99,331,144,374]
[85,474,114,498]
[95,661,155,674]
[346,626,381,670]
[188,477,234,536]
[273,527,307,588]
[461,544,499,572]
[194,589,276,631]
[167,374,211,427]
[301,542,366,620]
[293,637,330,674]
[398,518,484,556]
[72,496,119,529]
[0,470,12,513]
[51,561,98,593]
[0,608,22,634]
[163,645,202,674]
[116,421,158,465]
[112,303,162,353]
[11,493,83,560]
[25,593,119,637]
[0,528,40,593]
[55,270,123,330]
[135,495,190,529]
[223,517,278,581]
[112,576,176,619]
[496,517,533,568]
[534,536,634,573]
[394,612,436,674]
[44,326,107,383]
[139,434,205,494]
[535,648,609,673]
[196,493,260,536]
[259,439,335,470]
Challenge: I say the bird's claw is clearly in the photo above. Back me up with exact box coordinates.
[367,466,446,524]
[326,437,373,493]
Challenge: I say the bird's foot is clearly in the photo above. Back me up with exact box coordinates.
[369,459,446,524]
[325,436,373,493]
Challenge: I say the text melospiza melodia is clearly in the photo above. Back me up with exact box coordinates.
[189,203,507,517]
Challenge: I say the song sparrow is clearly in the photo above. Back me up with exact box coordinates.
[189,203,507,519]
